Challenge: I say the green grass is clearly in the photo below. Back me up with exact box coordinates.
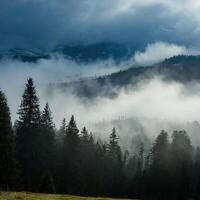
[0,192,133,200]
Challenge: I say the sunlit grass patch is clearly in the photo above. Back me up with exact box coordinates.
[0,192,133,200]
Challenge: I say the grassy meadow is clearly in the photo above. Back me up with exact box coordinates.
[0,192,133,200]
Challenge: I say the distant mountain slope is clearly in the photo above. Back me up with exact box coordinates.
[0,42,134,63]
[56,55,200,98]
[54,42,134,62]
[0,48,50,62]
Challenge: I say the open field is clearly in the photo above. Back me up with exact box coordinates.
[0,192,133,200]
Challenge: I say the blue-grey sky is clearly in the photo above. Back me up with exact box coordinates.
[0,0,200,50]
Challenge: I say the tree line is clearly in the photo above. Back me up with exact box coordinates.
[0,78,200,200]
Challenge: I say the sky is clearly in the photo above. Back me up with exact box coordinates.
[2,0,200,142]
[1,0,200,50]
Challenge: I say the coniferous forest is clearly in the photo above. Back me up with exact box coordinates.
[1,78,200,200]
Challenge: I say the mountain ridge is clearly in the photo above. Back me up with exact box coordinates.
[0,42,135,63]
[55,55,200,99]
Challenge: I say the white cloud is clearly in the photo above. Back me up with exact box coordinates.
[132,42,188,66]
[44,77,200,128]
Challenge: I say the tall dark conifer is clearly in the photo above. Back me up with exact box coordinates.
[170,130,193,200]
[40,103,56,192]
[16,78,41,191]
[0,90,18,190]
[145,130,170,199]
[62,115,80,193]
[41,102,55,164]
[107,128,123,196]
[57,118,66,146]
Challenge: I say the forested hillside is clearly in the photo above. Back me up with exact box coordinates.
[0,78,200,200]
[57,55,200,98]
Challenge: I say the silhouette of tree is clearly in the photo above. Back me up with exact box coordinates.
[0,90,18,190]
[16,78,42,191]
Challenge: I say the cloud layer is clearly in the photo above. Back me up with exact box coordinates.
[132,42,188,66]
[1,0,200,49]
[1,57,200,128]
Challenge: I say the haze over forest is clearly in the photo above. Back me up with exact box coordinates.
[1,1,200,200]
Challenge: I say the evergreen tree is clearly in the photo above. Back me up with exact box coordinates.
[81,127,89,144]
[137,142,144,175]
[57,118,66,146]
[40,103,56,191]
[16,78,41,191]
[64,115,80,158]
[106,128,123,196]
[170,130,193,200]
[151,130,169,167]
[146,130,170,199]
[61,115,80,193]
[41,103,55,161]
[17,78,40,128]
[0,90,18,190]
[78,128,97,195]
[54,118,66,192]
[193,147,200,199]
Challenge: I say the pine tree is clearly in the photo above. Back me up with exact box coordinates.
[57,118,66,146]
[170,130,193,200]
[54,118,66,194]
[40,103,56,190]
[17,78,40,128]
[41,103,55,157]
[81,127,89,144]
[65,116,79,140]
[146,130,170,199]
[151,130,169,168]
[64,115,80,157]
[61,115,80,193]
[108,128,119,155]
[107,128,123,196]
[193,147,200,198]
[137,142,144,175]
[16,78,41,191]
[41,103,54,130]
[0,90,18,190]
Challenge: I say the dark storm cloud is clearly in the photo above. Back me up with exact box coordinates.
[0,0,200,50]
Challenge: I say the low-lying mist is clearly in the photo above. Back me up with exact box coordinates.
[1,53,200,151]
[45,77,200,151]
[0,56,123,121]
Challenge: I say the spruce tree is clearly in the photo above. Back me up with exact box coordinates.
[64,115,80,157]
[193,147,200,198]
[108,128,120,157]
[151,130,169,168]
[81,127,89,144]
[79,128,97,194]
[16,78,41,191]
[17,78,40,128]
[170,130,193,200]
[54,118,67,194]
[146,130,170,199]
[62,115,80,193]
[57,118,66,146]
[107,128,123,196]
[41,103,55,158]
[0,90,18,190]
[40,103,56,190]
